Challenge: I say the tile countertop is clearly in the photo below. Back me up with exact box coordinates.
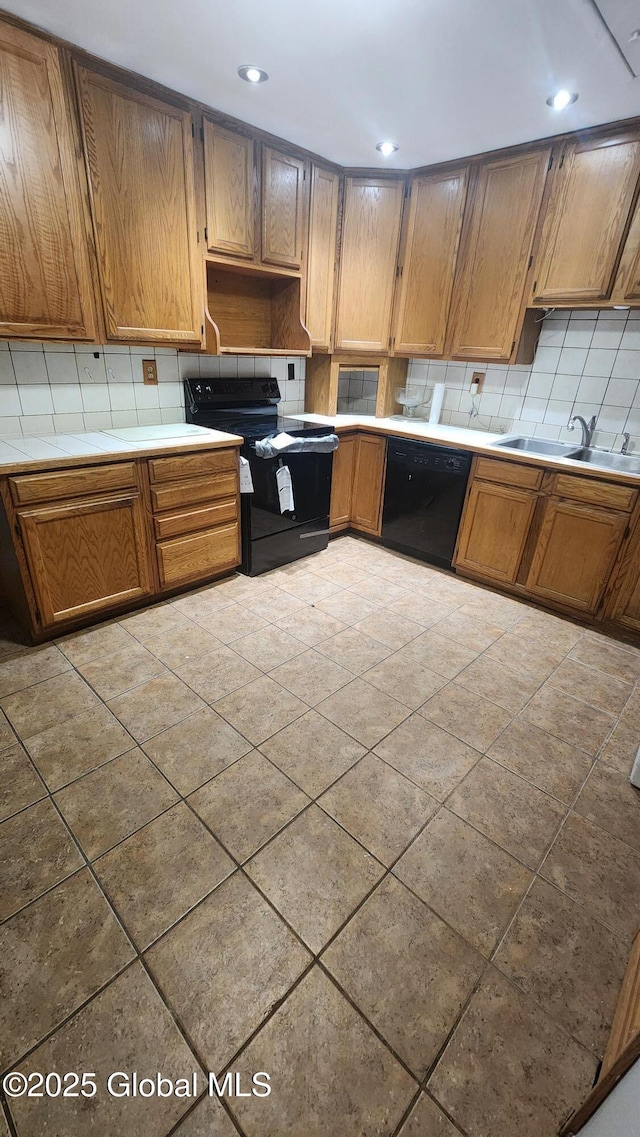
[0,424,243,476]
[297,413,640,486]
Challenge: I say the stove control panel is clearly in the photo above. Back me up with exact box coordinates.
[185,378,281,407]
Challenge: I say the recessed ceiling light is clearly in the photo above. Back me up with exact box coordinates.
[546,89,578,110]
[376,141,399,157]
[238,65,268,84]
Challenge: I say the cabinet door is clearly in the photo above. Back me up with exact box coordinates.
[305,166,340,349]
[261,147,305,268]
[393,168,468,356]
[613,194,640,303]
[351,434,386,534]
[455,480,537,584]
[447,150,549,361]
[18,493,153,629]
[335,177,404,352]
[526,497,628,615]
[75,66,201,343]
[329,433,356,529]
[0,20,96,341]
[157,521,240,588]
[604,522,640,633]
[203,120,255,259]
[534,133,640,304]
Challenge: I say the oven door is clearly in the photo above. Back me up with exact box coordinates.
[247,446,333,539]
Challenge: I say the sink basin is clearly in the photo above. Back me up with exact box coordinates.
[573,448,640,475]
[492,436,583,458]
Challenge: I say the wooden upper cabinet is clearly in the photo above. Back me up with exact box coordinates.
[533,132,640,304]
[613,193,640,302]
[392,168,468,357]
[75,66,201,343]
[261,147,306,268]
[335,177,404,353]
[447,149,550,362]
[305,166,340,349]
[203,120,256,259]
[0,20,97,341]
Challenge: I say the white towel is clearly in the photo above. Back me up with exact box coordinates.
[276,465,294,513]
[239,456,254,494]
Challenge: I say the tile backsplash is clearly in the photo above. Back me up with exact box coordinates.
[2,309,640,452]
[0,343,306,436]
[337,370,378,415]
[405,309,640,452]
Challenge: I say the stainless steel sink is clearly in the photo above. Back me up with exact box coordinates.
[491,436,583,458]
[573,448,640,475]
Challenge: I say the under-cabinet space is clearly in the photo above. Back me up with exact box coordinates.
[203,261,311,355]
[304,355,408,417]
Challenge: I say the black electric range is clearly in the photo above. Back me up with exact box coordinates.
[184,377,335,575]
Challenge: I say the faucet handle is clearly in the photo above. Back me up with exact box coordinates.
[621,432,631,455]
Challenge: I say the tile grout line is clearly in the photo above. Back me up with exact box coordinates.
[1,539,639,1136]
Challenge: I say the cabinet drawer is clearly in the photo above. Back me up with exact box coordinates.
[9,462,137,506]
[157,521,240,587]
[474,457,543,490]
[150,472,238,513]
[148,449,237,484]
[154,498,237,540]
[549,473,637,512]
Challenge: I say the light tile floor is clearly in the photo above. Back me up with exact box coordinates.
[1,535,639,1137]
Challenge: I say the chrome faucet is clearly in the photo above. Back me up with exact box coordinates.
[568,414,597,448]
[621,432,631,455]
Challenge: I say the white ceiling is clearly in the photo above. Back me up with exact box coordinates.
[8,0,640,167]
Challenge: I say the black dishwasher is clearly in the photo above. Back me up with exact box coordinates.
[381,439,472,568]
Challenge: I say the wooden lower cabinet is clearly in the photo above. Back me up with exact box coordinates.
[329,433,356,529]
[603,521,640,634]
[455,480,537,584]
[157,521,240,588]
[351,434,387,535]
[525,497,628,615]
[16,492,153,628]
[329,431,386,534]
[455,456,639,626]
[2,446,242,640]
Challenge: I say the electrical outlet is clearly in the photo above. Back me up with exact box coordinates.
[470,371,485,392]
[287,363,295,381]
[142,359,158,385]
